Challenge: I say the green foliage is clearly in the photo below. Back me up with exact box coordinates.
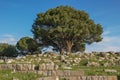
[0,43,18,57]
[118,76,120,80]
[79,59,88,66]
[16,37,38,53]
[32,6,103,54]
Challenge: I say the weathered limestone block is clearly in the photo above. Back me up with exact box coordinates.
[38,70,53,76]
[0,64,35,71]
[59,76,117,80]
[0,64,13,70]
[15,64,22,71]
[56,70,84,77]
[87,62,100,67]
[42,70,48,76]
[39,62,58,70]
[0,59,4,63]
[104,69,117,73]
[46,63,54,70]
[107,76,117,80]
[37,70,84,77]
[37,76,58,80]
[39,63,45,70]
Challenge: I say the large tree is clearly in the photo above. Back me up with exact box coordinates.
[16,37,38,53]
[32,6,103,54]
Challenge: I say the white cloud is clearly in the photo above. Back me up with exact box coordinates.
[103,46,119,52]
[86,30,120,52]
[0,34,17,45]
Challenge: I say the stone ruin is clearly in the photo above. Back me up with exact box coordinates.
[0,63,118,80]
[0,51,120,80]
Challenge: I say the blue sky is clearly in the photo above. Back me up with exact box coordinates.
[0,0,120,52]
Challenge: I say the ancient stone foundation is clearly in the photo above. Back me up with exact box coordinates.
[0,64,35,71]
[38,76,117,80]
[0,64,118,80]
[37,70,84,76]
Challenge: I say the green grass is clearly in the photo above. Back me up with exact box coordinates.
[0,70,43,80]
[71,66,120,76]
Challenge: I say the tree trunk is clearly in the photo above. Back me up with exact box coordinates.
[66,41,73,54]
[59,43,65,55]
[60,48,64,55]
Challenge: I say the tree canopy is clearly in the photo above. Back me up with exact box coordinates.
[0,43,18,57]
[16,37,38,53]
[32,6,103,54]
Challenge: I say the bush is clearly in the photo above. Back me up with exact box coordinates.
[79,59,88,66]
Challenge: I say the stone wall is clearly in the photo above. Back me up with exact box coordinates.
[0,63,58,71]
[0,64,35,71]
[37,77,59,80]
[56,70,84,77]
[38,76,117,80]
[39,63,58,70]
[0,64,84,76]
[37,70,84,76]
[0,64,118,80]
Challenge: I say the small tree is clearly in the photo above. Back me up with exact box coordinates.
[16,37,38,54]
[32,6,103,54]
[0,43,18,57]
